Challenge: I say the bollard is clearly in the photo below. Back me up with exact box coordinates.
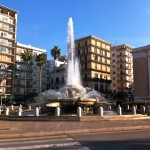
[28,105,31,110]
[18,107,22,116]
[35,107,39,116]
[77,107,82,117]
[11,104,13,111]
[127,105,129,110]
[132,106,136,115]
[147,106,150,115]
[98,107,103,116]
[0,108,2,115]
[141,106,145,114]
[117,106,122,115]
[55,107,60,116]
[109,105,111,110]
[5,107,9,116]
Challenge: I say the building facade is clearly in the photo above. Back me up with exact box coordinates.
[110,44,133,94]
[75,36,111,94]
[15,42,47,98]
[49,57,67,90]
[132,45,150,100]
[0,5,18,101]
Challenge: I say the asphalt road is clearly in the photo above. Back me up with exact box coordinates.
[0,130,150,150]
[70,130,150,150]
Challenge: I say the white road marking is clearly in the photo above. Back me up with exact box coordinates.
[0,142,81,150]
[0,137,73,146]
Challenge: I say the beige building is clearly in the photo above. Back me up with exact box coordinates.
[0,5,18,101]
[75,35,111,93]
[110,44,133,94]
[15,42,47,98]
[132,45,150,100]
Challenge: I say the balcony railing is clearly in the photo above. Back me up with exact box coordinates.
[83,77,111,83]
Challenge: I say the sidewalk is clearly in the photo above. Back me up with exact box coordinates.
[0,115,150,139]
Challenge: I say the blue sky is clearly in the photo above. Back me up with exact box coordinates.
[1,0,150,59]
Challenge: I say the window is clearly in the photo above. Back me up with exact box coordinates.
[8,42,13,46]
[33,81,36,85]
[78,43,80,48]
[1,32,7,37]
[33,67,37,70]
[95,56,98,61]
[94,48,97,54]
[78,50,80,55]
[15,88,20,94]
[26,74,31,79]
[95,84,98,91]
[112,53,115,57]
[106,85,108,92]
[0,39,7,45]
[8,49,12,54]
[113,77,116,80]
[56,77,59,83]
[100,85,103,91]
[16,64,21,70]
[26,81,30,86]
[95,73,98,78]
[100,74,102,79]
[33,52,37,56]
[26,66,31,71]
[32,89,36,92]
[95,64,97,69]
[84,48,87,53]
[3,17,8,22]
[85,63,87,69]
[0,47,6,52]
[85,73,87,79]
[85,41,87,46]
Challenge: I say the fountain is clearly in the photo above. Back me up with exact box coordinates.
[36,17,107,114]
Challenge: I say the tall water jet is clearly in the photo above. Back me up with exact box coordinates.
[66,17,82,86]
[35,17,105,114]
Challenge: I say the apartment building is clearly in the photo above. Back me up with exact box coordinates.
[110,44,133,94]
[75,35,111,94]
[15,42,47,98]
[132,45,150,100]
[0,5,17,101]
[49,56,67,90]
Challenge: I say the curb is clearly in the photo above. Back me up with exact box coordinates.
[0,125,150,139]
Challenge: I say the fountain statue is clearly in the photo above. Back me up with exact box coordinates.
[35,17,106,114]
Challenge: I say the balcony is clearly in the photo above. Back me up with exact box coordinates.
[105,79,112,83]
[0,26,15,34]
[0,66,13,71]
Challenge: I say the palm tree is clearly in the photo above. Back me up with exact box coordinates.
[35,53,47,94]
[21,49,32,101]
[50,46,61,89]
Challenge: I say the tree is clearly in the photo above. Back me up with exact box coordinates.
[50,46,61,89]
[21,49,32,101]
[50,46,61,60]
[35,53,47,94]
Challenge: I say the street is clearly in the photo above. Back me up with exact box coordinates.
[0,130,150,149]
[71,130,150,150]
